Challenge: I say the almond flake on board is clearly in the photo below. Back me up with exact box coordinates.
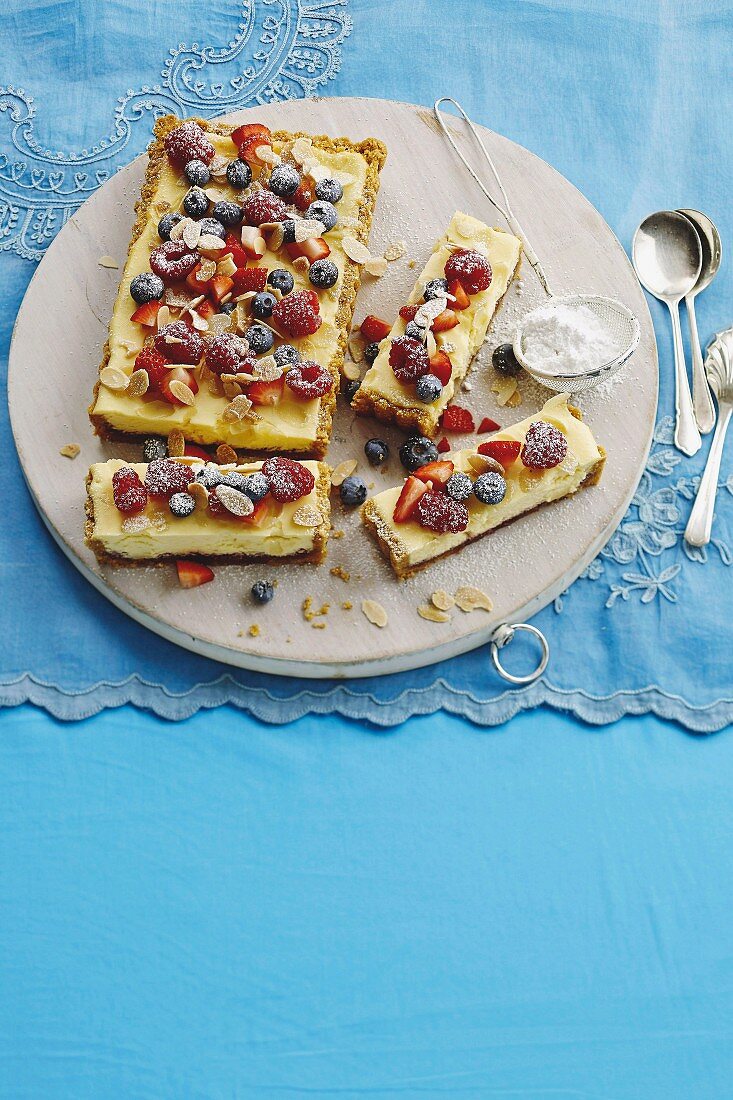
[167,429,185,457]
[331,459,358,486]
[364,256,387,278]
[418,604,451,623]
[454,586,493,613]
[216,444,239,464]
[59,443,80,459]
[127,368,149,397]
[431,589,455,612]
[361,599,388,628]
[214,484,254,517]
[168,380,196,406]
[492,376,520,407]
[505,389,523,408]
[222,394,253,422]
[383,240,406,261]
[98,255,119,269]
[99,366,129,391]
[342,236,372,265]
[292,505,324,527]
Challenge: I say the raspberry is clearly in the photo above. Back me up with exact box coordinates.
[242,190,288,227]
[205,332,250,376]
[272,290,322,338]
[164,121,215,168]
[441,405,475,433]
[144,459,194,498]
[134,347,168,390]
[520,421,568,469]
[233,266,268,293]
[261,456,315,503]
[444,249,492,294]
[389,337,430,384]
[415,490,469,534]
[150,240,199,283]
[153,321,204,366]
[112,467,148,514]
[285,361,334,400]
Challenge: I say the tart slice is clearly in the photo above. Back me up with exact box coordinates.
[85,456,330,565]
[89,116,387,457]
[352,210,521,436]
[361,393,605,578]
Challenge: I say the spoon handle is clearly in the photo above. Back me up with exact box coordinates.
[684,402,731,546]
[668,299,702,456]
[685,294,716,434]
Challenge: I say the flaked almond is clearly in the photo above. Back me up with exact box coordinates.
[383,240,406,261]
[256,144,279,166]
[204,187,226,204]
[188,310,209,332]
[252,356,282,382]
[98,254,119,269]
[164,288,194,308]
[214,484,254,517]
[167,429,185,457]
[343,361,361,381]
[492,376,519,407]
[292,505,324,527]
[292,255,310,275]
[182,221,201,249]
[364,256,387,278]
[197,259,217,282]
[431,589,455,611]
[156,305,172,330]
[222,377,243,398]
[198,234,226,255]
[418,604,450,623]
[347,333,365,362]
[59,443,80,459]
[209,313,235,336]
[216,253,238,278]
[187,481,209,508]
[342,235,371,264]
[216,443,238,464]
[222,394,253,421]
[505,389,523,408]
[415,297,447,327]
[291,136,314,164]
[361,598,388,628]
[426,331,437,358]
[168,379,196,406]
[467,453,504,475]
[169,218,187,241]
[294,218,325,243]
[262,221,285,250]
[100,366,129,391]
[208,154,229,179]
[127,368,149,397]
[454,585,493,613]
[331,458,358,486]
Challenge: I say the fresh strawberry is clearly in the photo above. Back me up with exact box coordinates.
[478,417,501,434]
[436,436,451,454]
[112,467,148,514]
[247,375,285,406]
[431,309,459,333]
[239,227,267,259]
[285,237,330,264]
[393,475,428,524]
[176,560,215,588]
[196,299,216,322]
[478,439,521,467]
[209,275,234,304]
[237,135,272,167]
[444,249,493,294]
[441,405,475,433]
[160,366,199,406]
[399,304,420,322]
[184,443,211,461]
[448,279,470,309]
[186,264,211,293]
[231,123,272,149]
[416,490,469,533]
[242,494,282,526]
[272,290,322,338]
[130,300,161,328]
[232,266,268,293]
[428,350,452,386]
[413,460,455,488]
[224,232,248,269]
[360,315,392,342]
[292,175,316,212]
[261,456,315,502]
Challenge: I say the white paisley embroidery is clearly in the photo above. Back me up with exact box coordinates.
[0,0,351,260]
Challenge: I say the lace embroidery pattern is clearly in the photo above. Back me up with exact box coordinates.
[0,0,351,260]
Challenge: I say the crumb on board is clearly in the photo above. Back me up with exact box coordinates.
[342,601,353,611]
[330,565,350,582]
[59,443,80,459]
[249,624,260,637]
[331,529,345,539]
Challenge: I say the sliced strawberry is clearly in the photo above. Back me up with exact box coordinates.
[130,300,161,328]
[176,560,215,588]
[239,226,267,260]
[429,350,452,387]
[209,275,234,304]
[478,417,501,434]
[360,315,392,342]
[232,265,268,293]
[231,122,272,149]
[431,309,459,333]
[413,460,455,488]
[399,304,420,322]
[196,299,216,322]
[292,175,316,212]
[393,475,428,524]
[160,366,199,406]
[436,436,451,454]
[241,494,282,527]
[224,232,248,269]
[247,375,285,406]
[285,237,331,264]
[441,405,475,432]
[135,347,168,390]
[448,279,470,310]
[186,265,211,293]
[478,439,521,467]
[184,443,211,461]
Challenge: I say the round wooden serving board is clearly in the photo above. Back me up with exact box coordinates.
[9,97,657,679]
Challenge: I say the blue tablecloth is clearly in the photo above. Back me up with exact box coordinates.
[1,2,732,1095]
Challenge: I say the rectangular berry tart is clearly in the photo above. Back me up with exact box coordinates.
[89,115,387,457]
[352,210,521,436]
[85,455,331,566]
[361,393,605,578]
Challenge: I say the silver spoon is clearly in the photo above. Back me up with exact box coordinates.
[684,329,733,546]
[677,209,721,434]
[632,211,702,456]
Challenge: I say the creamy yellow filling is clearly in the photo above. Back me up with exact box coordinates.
[91,131,369,449]
[88,459,324,559]
[367,394,601,566]
[357,211,521,432]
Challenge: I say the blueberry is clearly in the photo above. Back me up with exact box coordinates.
[306,200,338,232]
[226,158,252,189]
[130,272,164,304]
[251,580,275,604]
[247,325,274,354]
[183,187,209,218]
[345,379,361,403]
[492,342,522,376]
[399,435,439,471]
[445,471,473,502]
[251,291,277,320]
[314,177,343,204]
[268,163,300,198]
[220,472,249,493]
[220,301,238,315]
[404,320,425,341]
[267,268,294,295]
[365,438,389,466]
[415,373,443,403]
[143,437,167,462]
[169,491,196,517]
[274,343,300,368]
[196,464,224,490]
[364,341,380,365]
[198,217,226,239]
[423,277,449,301]
[473,470,507,505]
[240,472,270,503]
[308,259,339,289]
[184,159,210,186]
[340,476,368,507]
[212,200,243,227]
[280,219,296,244]
[157,211,183,241]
